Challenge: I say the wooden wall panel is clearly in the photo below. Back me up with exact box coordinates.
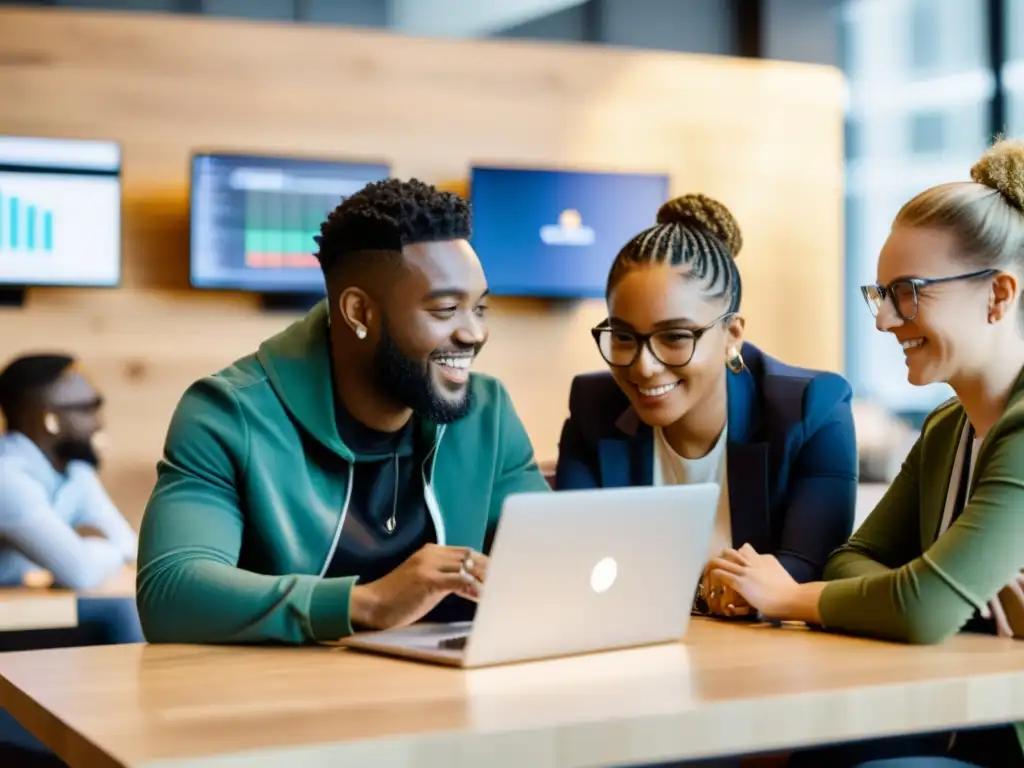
[0,7,845,523]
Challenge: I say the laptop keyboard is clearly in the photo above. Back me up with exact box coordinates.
[437,633,469,650]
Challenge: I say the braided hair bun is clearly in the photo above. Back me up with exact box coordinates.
[656,194,743,257]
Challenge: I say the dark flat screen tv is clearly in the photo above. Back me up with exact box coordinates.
[189,152,391,294]
[469,166,670,298]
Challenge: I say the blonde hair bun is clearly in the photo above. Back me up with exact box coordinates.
[970,138,1024,212]
[656,193,743,257]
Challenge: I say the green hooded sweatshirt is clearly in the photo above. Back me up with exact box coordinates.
[136,301,550,645]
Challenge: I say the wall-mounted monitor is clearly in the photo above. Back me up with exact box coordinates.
[469,166,670,299]
[189,152,391,294]
[0,135,121,288]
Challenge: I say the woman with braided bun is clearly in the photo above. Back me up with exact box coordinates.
[556,193,858,619]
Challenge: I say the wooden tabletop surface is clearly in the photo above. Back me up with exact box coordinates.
[1,618,1023,768]
[0,565,135,634]
[0,588,77,632]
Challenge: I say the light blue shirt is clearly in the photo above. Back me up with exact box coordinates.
[0,431,137,589]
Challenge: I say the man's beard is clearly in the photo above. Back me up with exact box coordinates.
[55,438,100,469]
[372,319,475,425]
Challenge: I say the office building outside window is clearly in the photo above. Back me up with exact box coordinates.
[841,0,993,415]
[1005,0,1024,135]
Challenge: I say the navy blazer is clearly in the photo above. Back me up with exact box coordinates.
[555,342,858,583]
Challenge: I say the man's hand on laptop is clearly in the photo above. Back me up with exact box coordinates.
[349,544,488,630]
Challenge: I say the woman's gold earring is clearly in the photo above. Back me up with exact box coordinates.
[726,347,745,374]
[43,412,60,436]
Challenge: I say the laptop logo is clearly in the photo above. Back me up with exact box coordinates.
[590,557,617,594]
[539,208,596,246]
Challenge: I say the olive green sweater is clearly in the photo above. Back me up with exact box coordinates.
[819,372,1024,755]
[820,373,1024,645]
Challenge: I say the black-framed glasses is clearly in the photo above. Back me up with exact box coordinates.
[860,269,997,322]
[591,312,734,369]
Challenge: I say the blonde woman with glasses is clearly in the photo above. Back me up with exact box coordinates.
[711,140,1024,767]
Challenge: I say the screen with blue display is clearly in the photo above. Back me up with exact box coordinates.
[469,166,670,298]
[190,153,390,294]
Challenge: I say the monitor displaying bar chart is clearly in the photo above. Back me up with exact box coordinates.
[189,153,391,293]
[2,196,54,252]
[0,135,121,287]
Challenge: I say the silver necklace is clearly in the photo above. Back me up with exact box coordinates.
[385,452,398,534]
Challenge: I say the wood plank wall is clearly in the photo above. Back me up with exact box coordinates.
[0,6,845,524]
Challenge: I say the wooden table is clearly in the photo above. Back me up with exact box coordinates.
[0,564,135,634]
[1,619,1023,768]
[0,588,76,632]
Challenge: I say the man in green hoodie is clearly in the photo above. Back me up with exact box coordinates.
[136,178,551,645]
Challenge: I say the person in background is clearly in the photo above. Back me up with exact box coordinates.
[556,194,858,617]
[0,353,140,645]
[709,139,1024,767]
[136,178,549,646]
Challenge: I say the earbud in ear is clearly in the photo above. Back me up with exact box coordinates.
[43,412,60,436]
[91,430,109,452]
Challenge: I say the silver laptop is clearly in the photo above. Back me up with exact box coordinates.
[339,483,719,668]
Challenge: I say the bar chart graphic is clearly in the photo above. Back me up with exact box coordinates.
[243,189,331,269]
[0,172,120,286]
[0,191,55,255]
[189,154,389,293]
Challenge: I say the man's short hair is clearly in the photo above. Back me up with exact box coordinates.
[0,353,75,422]
[314,178,471,280]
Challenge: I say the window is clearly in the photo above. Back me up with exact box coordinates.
[843,193,866,378]
[844,119,861,159]
[908,0,941,73]
[1004,0,1024,136]
[909,111,946,154]
[841,0,989,414]
[1011,93,1024,137]
[1008,0,1024,64]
